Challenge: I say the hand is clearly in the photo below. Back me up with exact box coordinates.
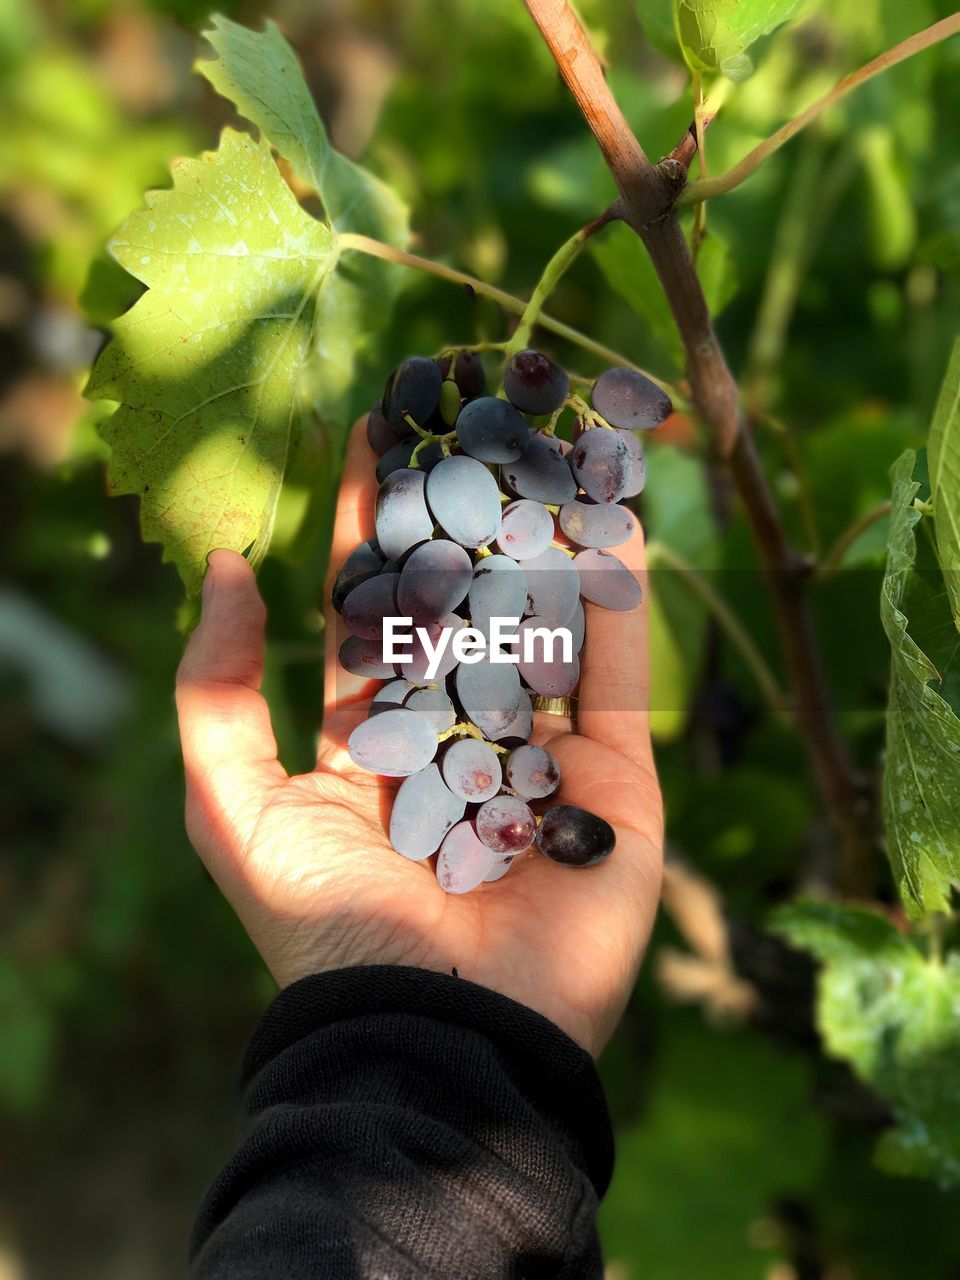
[176,418,663,1055]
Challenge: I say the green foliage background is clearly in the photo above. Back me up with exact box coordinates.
[2,0,960,1273]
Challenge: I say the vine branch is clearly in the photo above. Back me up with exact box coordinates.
[524,0,873,890]
[678,14,960,206]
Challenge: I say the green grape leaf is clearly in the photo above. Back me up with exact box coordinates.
[774,902,960,1188]
[86,130,336,593]
[197,14,409,424]
[675,0,808,80]
[927,338,960,630]
[881,448,960,916]
[591,222,683,369]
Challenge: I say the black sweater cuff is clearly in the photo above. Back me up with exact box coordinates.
[189,965,613,1279]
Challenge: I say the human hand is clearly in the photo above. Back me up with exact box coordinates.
[176,418,663,1055]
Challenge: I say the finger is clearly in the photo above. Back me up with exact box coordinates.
[176,550,287,855]
[323,416,380,711]
[576,518,653,771]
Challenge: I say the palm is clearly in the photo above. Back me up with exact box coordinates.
[177,419,663,1055]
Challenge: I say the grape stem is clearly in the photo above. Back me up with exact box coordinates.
[337,231,680,401]
[524,0,875,893]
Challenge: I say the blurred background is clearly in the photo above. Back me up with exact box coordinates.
[2,0,960,1275]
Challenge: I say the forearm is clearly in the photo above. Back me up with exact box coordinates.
[189,966,614,1279]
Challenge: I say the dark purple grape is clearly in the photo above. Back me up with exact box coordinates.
[469,556,526,639]
[490,687,533,745]
[389,764,465,859]
[496,499,554,561]
[484,855,515,882]
[400,614,465,684]
[347,707,437,777]
[436,822,496,893]
[535,806,615,866]
[435,350,486,399]
[342,572,399,641]
[415,440,446,473]
[455,397,528,463]
[476,795,536,854]
[375,468,433,560]
[426,456,502,548]
[455,659,522,738]
[501,433,577,505]
[398,539,473,623]
[404,688,456,735]
[367,403,403,456]
[570,428,632,504]
[384,356,443,430]
[503,349,569,415]
[569,600,585,652]
[617,429,647,497]
[592,367,672,430]
[558,499,636,549]
[370,678,415,713]
[441,738,503,802]
[505,745,560,799]
[332,539,384,613]
[518,616,580,696]
[338,635,397,681]
[574,549,643,611]
[522,546,580,626]
[376,439,417,483]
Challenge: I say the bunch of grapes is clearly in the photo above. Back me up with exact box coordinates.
[332,346,670,893]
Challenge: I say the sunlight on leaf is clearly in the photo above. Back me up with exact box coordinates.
[676,0,809,80]
[927,338,960,631]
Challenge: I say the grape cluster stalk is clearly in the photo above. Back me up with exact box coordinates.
[332,347,670,893]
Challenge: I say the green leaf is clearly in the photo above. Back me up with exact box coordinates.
[591,222,683,369]
[774,902,960,1189]
[881,448,960,916]
[927,338,960,630]
[197,14,409,425]
[86,130,336,593]
[675,0,808,80]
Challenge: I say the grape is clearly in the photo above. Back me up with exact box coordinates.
[518,616,580,697]
[375,469,434,560]
[570,428,632,504]
[569,600,585,652]
[332,539,384,613]
[475,795,536,854]
[342,571,399,641]
[367,403,403,456]
[455,397,528,463]
[436,350,486,399]
[491,687,533,745]
[503,349,569,415]
[370,678,415,713]
[441,738,503,802]
[384,356,443,430]
[484,855,515,882]
[574,548,643,611]
[505,744,560,799]
[405,688,456,735]
[398,540,473,623]
[338,635,397,681]
[535,805,615,866]
[376,439,417,483]
[501,433,577,505]
[436,822,496,894]
[456,659,522,738]
[592,367,672,430]
[522,546,581,626]
[558,498,636,549]
[617,429,647,498]
[426,456,502,548]
[415,439,446,473]
[400,614,465,684]
[389,764,465,860]
[347,707,437,777]
[469,556,526,639]
[496,499,554,561]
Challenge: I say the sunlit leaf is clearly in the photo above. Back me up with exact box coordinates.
[927,338,960,630]
[86,130,336,592]
[675,0,808,80]
[775,902,960,1188]
[591,222,683,368]
[881,448,960,915]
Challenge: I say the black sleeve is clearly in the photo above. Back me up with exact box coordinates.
[188,965,614,1279]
